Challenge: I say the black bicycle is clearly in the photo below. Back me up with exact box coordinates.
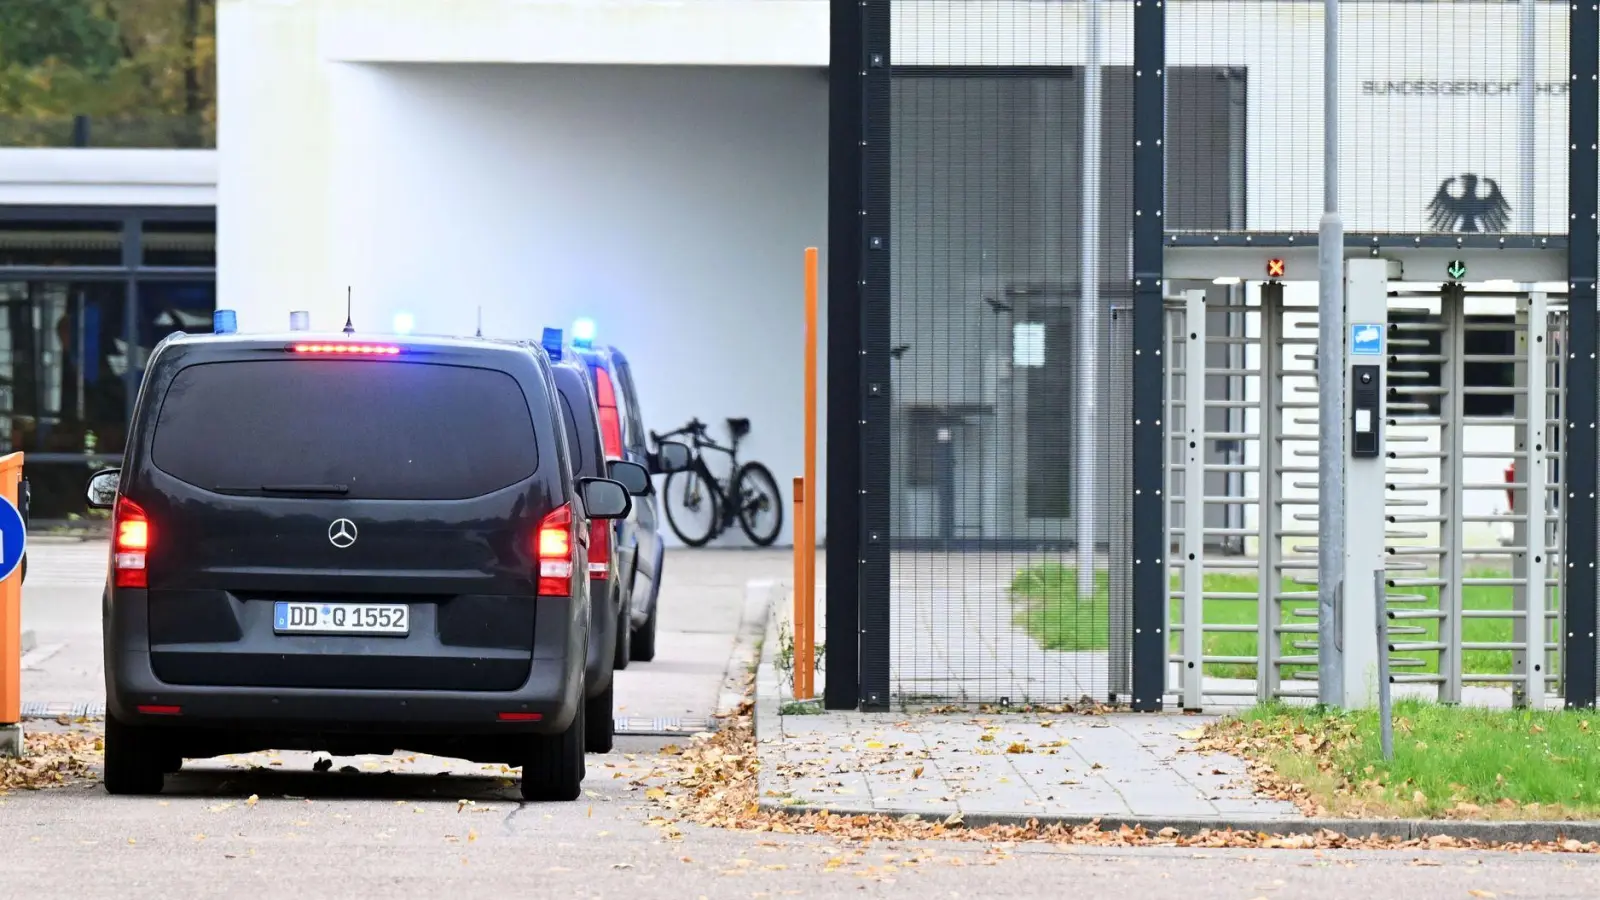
[650,417,783,547]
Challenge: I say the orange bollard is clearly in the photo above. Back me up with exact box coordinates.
[792,477,809,701]
[799,247,820,702]
[0,451,25,741]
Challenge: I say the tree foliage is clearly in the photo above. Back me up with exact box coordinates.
[0,0,216,146]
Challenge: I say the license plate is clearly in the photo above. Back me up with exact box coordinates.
[273,601,409,636]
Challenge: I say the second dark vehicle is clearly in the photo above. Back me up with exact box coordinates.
[551,323,689,665]
[543,340,687,752]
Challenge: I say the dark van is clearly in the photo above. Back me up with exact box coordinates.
[86,331,641,802]
[561,332,675,664]
[546,351,685,753]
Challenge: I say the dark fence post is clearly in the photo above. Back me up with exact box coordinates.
[1130,0,1168,712]
[1563,0,1599,709]
[825,0,865,711]
[71,115,90,148]
[857,0,893,712]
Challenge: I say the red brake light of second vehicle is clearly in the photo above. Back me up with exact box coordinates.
[588,520,610,578]
[537,503,574,596]
[592,368,624,459]
[113,497,151,588]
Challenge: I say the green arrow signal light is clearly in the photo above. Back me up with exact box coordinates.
[1447,259,1467,280]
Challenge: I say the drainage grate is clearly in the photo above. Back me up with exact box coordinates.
[20,702,717,735]
[21,701,105,720]
[613,716,717,736]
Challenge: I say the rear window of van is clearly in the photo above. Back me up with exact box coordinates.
[150,359,539,500]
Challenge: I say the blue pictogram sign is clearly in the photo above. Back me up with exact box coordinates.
[1351,323,1384,356]
[0,494,27,582]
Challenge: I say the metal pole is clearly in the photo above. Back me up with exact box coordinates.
[1077,0,1103,601]
[1519,0,1536,234]
[1316,0,1346,706]
[1376,569,1393,760]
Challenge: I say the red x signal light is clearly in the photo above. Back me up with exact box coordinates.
[1266,258,1286,279]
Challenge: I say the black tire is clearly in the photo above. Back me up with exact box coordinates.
[612,579,632,671]
[630,596,658,663]
[733,462,784,547]
[103,716,167,795]
[662,469,719,547]
[520,693,586,802]
[585,678,615,754]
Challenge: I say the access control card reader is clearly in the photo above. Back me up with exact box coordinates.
[1351,364,1381,458]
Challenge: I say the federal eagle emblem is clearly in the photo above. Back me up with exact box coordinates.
[1426,173,1510,233]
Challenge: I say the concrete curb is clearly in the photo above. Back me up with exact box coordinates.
[753,591,797,806]
[750,799,1600,845]
[26,533,103,544]
[713,577,779,720]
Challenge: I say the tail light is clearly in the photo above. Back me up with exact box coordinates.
[537,503,574,596]
[588,520,610,578]
[113,498,150,588]
[592,367,624,459]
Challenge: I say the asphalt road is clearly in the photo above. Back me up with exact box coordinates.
[4,751,1599,900]
[7,541,1600,897]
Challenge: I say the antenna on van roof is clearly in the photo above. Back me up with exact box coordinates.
[342,287,355,335]
[475,306,483,338]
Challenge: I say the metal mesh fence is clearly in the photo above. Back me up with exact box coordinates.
[857,0,1597,709]
[1165,0,1570,236]
[883,2,1138,706]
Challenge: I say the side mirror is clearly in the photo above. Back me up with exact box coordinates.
[576,478,632,520]
[654,440,691,474]
[607,459,652,496]
[86,468,121,510]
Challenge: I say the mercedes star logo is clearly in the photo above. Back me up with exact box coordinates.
[328,518,358,549]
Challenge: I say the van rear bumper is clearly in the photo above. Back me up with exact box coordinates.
[105,588,586,735]
[107,647,583,734]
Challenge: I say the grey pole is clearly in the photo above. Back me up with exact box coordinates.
[1316,0,1346,706]
[1077,0,1103,601]
[1519,0,1536,234]
[1376,568,1394,760]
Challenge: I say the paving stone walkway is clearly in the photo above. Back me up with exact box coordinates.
[755,708,1301,823]
[757,599,1301,825]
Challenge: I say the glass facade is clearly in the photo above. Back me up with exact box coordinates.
[0,208,216,521]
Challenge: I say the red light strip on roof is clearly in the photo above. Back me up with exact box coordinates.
[290,343,401,355]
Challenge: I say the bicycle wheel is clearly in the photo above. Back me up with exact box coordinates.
[663,468,720,547]
[733,461,783,547]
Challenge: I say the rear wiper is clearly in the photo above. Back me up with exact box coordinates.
[216,484,350,495]
[260,484,350,495]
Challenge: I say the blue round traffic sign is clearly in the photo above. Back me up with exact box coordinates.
[0,494,26,582]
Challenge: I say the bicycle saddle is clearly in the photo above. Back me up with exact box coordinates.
[726,417,751,439]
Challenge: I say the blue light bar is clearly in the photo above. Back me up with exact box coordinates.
[541,327,564,361]
[571,317,596,347]
[213,309,238,334]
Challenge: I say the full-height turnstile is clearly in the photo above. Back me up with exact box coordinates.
[1164,264,1567,709]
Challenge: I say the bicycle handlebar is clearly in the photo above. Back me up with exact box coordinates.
[651,418,710,446]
